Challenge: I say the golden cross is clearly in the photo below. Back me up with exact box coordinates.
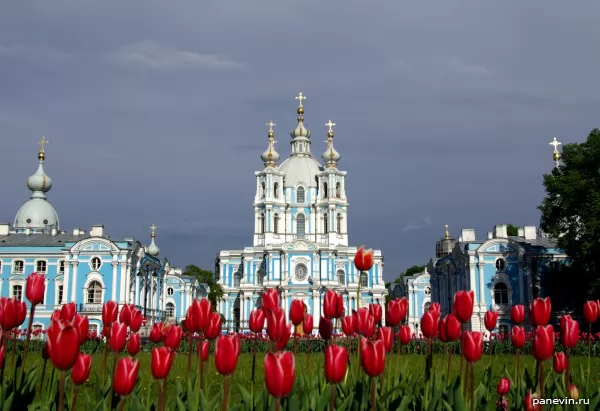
[325,120,336,133]
[150,224,157,237]
[295,92,306,107]
[38,136,49,151]
[549,137,561,152]
[266,120,276,133]
[444,224,450,238]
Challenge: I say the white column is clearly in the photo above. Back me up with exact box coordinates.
[284,289,289,319]
[70,262,78,302]
[312,291,320,331]
[180,286,185,317]
[119,259,126,303]
[111,261,118,301]
[469,263,477,301]
[478,263,485,305]
[62,261,70,304]
[135,277,140,306]
[125,263,131,304]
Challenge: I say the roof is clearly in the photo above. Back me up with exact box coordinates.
[508,235,560,248]
[0,233,91,247]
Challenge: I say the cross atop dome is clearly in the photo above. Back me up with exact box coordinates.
[38,136,49,161]
[150,223,157,238]
[549,137,562,168]
[325,120,336,133]
[322,119,340,168]
[266,120,276,133]
[295,92,306,108]
[290,92,311,142]
[262,120,280,167]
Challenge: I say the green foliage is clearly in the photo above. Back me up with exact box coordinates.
[506,224,519,236]
[538,128,600,300]
[182,264,224,307]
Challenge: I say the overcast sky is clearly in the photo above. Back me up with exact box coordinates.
[1,1,599,281]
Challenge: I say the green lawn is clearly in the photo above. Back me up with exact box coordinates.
[12,351,600,410]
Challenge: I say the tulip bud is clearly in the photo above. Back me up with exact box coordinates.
[360,338,386,377]
[461,331,483,363]
[129,309,143,333]
[149,323,163,343]
[302,314,314,335]
[399,325,411,345]
[319,317,333,341]
[341,315,355,337]
[484,310,499,332]
[47,319,80,370]
[369,303,382,325]
[497,377,510,396]
[530,297,551,327]
[583,301,598,324]
[109,321,128,352]
[205,312,223,340]
[25,272,46,305]
[113,357,140,397]
[289,299,306,325]
[511,305,525,325]
[532,325,555,362]
[511,326,526,349]
[151,347,175,380]
[453,291,475,324]
[214,334,240,376]
[568,384,579,400]
[553,352,567,374]
[71,353,92,385]
[164,325,183,351]
[324,345,348,384]
[101,301,118,327]
[261,288,280,313]
[198,340,209,362]
[127,332,141,356]
[249,309,265,333]
[354,246,374,272]
[264,351,295,399]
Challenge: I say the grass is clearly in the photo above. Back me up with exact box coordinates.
[14,350,600,410]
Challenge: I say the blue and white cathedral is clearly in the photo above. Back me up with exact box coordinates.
[216,93,386,332]
[0,138,202,335]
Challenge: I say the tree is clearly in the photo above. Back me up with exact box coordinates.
[385,264,427,304]
[538,128,600,301]
[182,264,224,308]
[506,224,519,236]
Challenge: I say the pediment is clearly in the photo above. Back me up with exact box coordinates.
[479,241,520,254]
[285,240,317,251]
[71,238,118,253]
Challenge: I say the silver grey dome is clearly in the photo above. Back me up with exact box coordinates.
[14,198,59,230]
[277,156,322,188]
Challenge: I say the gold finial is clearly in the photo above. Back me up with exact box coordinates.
[444,224,449,239]
[549,137,562,166]
[295,92,306,116]
[37,136,49,160]
[325,120,336,138]
[150,224,157,238]
[266,120,276,138]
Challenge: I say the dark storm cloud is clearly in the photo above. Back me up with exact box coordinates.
[1,0,599,280]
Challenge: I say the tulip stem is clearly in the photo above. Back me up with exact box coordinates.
[198,334,204,395]
[158,379,165,411]
[447,345,452,383]
[101,341,109,383]
[275,397,281,411]
[185,334,193,384]
[20,304,36,385]
[117,397,126,411]
[107,353,118,407]
[38,359,47,396]
[251,335,257,382]
[587,323,591,393]
[538,360,544,398]
[395,326,401,376]
[222,376,229,411]
[470,362,475,411]
[71,386,80,411]
[58,370,66,411]
[516,349,520,390]
[330,383,336,411]
[370,377,376,411]
[566,348,571,392]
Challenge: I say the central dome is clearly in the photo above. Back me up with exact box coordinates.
[14,198,60,230]
[277,156,323,188]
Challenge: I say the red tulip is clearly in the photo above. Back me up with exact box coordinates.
[198,340,209,362]
[302,314,314,335]
[341,315,355,336]
[71,353,92,385]
[119,304,134,326]
[453,291,474,323]
[354,246,374,272]
[354,308,375,338]
[0,297,16,330]
[532,325,555,362]
[511,305,525,324]
[15,299,27,327]
[386,298,407,327]
[129,309,143,332]
[73,314,89,345]
[186,299,212,333]
[113,357,139,396]
[101,301,118,327]
[264,351,295,399]
[47,319,80,370]
[461,331,483,363]
[25,272,46,305]
[319,316,333,341]
[262,288,280,313]
[377,326,393,353]
[524,390,542,411]
[560,315,580,349]
[553,352,567,373]
[323,290,344,319]
[289,299,306,325]
[421,311,439,338]
[151,346,175,380]
[249,309,265,333]
[164,325,183,351]
[497,377,510,396]
[439,314,461,342]
[583,301,598,324]
[205,312,222,340]
[324,345,348,384]
[369,304,382,325]
[149,323,163,343]
[511,326,526,349]
[484,310,498,332]
[530,297,551,326]
[360,338,386,377]
[266,307,289,343]
[109,321,128,352]
[399,325,411,345]
[428,302,441,317]
[215,334,240,376]
[127,333,141,356]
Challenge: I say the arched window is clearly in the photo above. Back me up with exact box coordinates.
[495,258,506,272]
[323,182,328,198]
[337,270,345,285]
[261,182,266,198]
[87,281,102,304]
[494,282,509,305]
[274,182,279,198]
[360,272,368,287]
[274,213,279,234]
[167,287,174,296]
[12,285,23,301]
[234,272,242,288]
[296,214,305,238]
[260,213,265,234]
[166,302,176,318]
[336,213,342,234]
[296,186,305,203]
[90,257,102,271]
[335,182,341,198]
[424,302,431,312]
[324,213,328,233]
[424,287,431,296]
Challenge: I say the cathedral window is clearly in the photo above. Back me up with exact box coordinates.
[58,260,65,274]
[274,214,279,234]
[324,213,328,233]
[337,270,345,285]
[424,301,431,312]
[296,187,305,203]
[336,182,341,198]
[337,213,342,234]
[36,260,47,273]
[257,273,264,286]
[260,213,265,234]
[12,285,23,301]
[167,287,174,296]
[495,258,506,272]
[274,182,279,198]
[261,182,266,198]
[323,182,328,198]
[360,272,368,287]
[87,281,103,304]
[91,257,102,271]
[494,282,509,305]
[295,264,308,281]
[296,214,306,239]
[13,260,23,274]
[57,285,64,305]
[234,272,242,288]
[166,302,176,318]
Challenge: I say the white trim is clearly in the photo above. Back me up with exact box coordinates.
[9,275,25,301]
[55,276,64,305]
[35,258,49,274]
[164,298,177,319]
[490,274,513,307]
[83,272,105,304]
[89,256,103,271]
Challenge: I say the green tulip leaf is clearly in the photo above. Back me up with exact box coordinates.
[316,384,331,411]
[237,383,252,407]
[287,393,301,411]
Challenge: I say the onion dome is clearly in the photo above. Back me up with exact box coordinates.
[261,120,280,167]
[321,120,341,168]
[290,92,311,139]
[147,224,160,257]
